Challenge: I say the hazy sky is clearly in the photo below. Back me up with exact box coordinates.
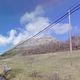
[0,0,80,53]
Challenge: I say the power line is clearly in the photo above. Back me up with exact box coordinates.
[71,6,80,14]
[5,2,80,53]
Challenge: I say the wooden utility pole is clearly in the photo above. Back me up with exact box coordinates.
[68,10,72,54]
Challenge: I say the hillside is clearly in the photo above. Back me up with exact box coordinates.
[2,36,58,57]
[0,50,80,80]
[2,36,80,57]
[0,36,80,80]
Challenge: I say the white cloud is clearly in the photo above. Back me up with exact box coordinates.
[13,6,50,45]
[0,29,17,46]
[0,5,71,47]
[20,6,44,25]
[25,17,49,34]
[52,23,71,34]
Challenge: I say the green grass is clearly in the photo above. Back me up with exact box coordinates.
[0,50,80,80]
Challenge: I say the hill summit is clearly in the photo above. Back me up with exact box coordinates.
[2,36,80,57]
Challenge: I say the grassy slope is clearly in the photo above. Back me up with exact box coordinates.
[0,50,80,80]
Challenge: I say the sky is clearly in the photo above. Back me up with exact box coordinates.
[0,0,80,53]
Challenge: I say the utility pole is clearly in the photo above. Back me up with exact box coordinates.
[68,10,72,54]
